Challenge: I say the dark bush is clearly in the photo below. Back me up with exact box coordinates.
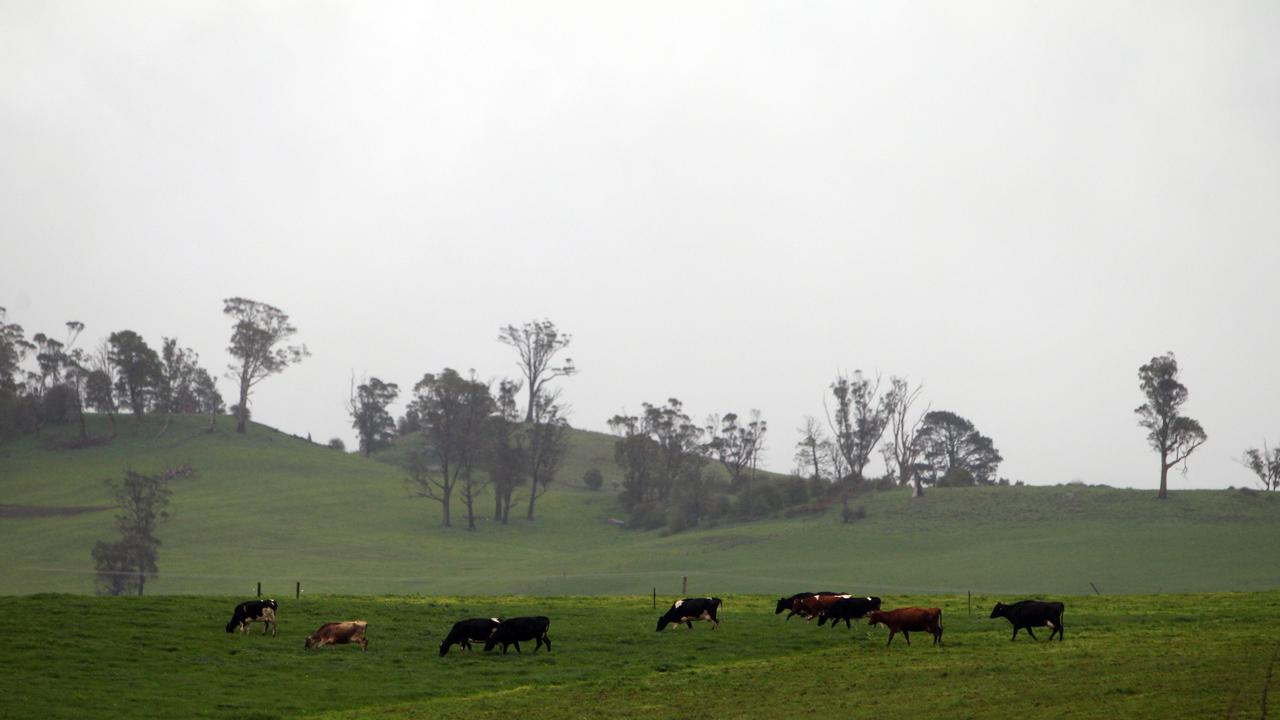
[627,501,667,530]
[938,467,976,487]
[583,468,604,490]
[41,384,76,425]
[327,437,346,451]
[842,504,867,523]
[783,476,809,506]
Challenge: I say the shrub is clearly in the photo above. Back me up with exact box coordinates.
[327,437,346,451]
[583,468,604,490]
[842,504,867,523]
[627,502,667,530]
[938,467,975,487]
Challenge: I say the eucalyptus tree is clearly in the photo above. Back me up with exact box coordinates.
[1239,443,1280,492]
[1136,352,1207,499]
[826,371,889,487]
[223,297,309,433]
[881,377,929,497]
[107,330,160,423]
[405,368,493,529]
[498,320,575,423]
[917,410,1003,486]
[349,376,400,456]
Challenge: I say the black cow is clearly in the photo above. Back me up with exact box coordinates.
[990,600,1065,641]
[818,596,882,628]
[439,617,502,656]
[225,599,278,636]
[484,616,551,654]
[656,597,722,631]
[774,591,838,619]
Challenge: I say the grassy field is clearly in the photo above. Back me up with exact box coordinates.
[1,591,1276,719]
[1,414,1279,596]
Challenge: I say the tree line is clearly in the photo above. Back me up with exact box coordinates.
[0,298,307,443]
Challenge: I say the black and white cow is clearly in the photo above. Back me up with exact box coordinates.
[818,596,882,629]
[656,597,722,631]
[439,617,502,656]
[226,599,278,636]
[990,600,1065,641]
[484,616,552,654]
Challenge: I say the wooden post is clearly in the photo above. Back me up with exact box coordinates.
[681,576,687,595]
[967,590,971,616]
[296,581,301,599]
[653,587,656,608]
[1090,582,1101,596]
[256,582,261,598]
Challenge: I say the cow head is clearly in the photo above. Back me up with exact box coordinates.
[439,640,453,657]
[304,634,319,650]
[774,597,793,615]
[989,602,1006,619]
[655,616,671,632]
[225,619,239,633]
[866,610,885,627]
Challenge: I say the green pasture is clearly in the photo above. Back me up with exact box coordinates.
[1,591,1276,719]
[1,414,1279,596]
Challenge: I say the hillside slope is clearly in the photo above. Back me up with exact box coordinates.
[1,414,1278,596]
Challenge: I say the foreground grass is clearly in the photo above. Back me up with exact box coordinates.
[2,592,1276,719]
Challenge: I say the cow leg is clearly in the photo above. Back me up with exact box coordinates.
[886,630,896,646]
[934,627,943,646]
[514,641,522,654]
[360,638,368,652]
[271,620,277,637]
[1011,627,1019,641]
[542,633,552,652]
[1025,627,1039,642]
[261,621,268,636]
[843,618,851,629]
[903,630,911,645]
[686,621,693,630]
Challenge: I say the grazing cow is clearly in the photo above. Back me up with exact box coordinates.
[484,616,551,654]
[818,596,882,629]
[990,600,1065,641]
[439,617,502,656]
[304,621,368,651]
[866,607,943,646]
[774,591,839,619]
[789,593,852,622]
[656,597,722,631]
[225,599,278,636]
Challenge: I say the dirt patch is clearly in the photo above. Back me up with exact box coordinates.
[0,504,112,518]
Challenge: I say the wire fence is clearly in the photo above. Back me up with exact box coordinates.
[10,564,1108,599]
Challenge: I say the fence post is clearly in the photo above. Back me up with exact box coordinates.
[653,587,656,609]
[968,590,971,616]
[296,581,301,599]
[256,582,261,598]
[681,576,687,595]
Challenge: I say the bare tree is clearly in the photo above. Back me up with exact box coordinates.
[793,416,828,481]
[223,297,309,434]
[1239,442,1280,492]
[497,320,575,423]
[1135,352,1207,500]
[881,376,929,498]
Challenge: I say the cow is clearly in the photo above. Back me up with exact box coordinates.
[818,596,882,629]
[656,597,722,631]
[484,616,551,654]
[990,600,1065,641]
[225,599,278,636]
[439,617,502,656]
[304,621,368,651]
[866,607,943,646]
[774,591,839,619]
[789,593,852,622]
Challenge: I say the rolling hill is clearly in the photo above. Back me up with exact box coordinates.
[1,414,1278,596]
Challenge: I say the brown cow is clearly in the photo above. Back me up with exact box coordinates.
[304,621,368,651]
[866,607,943,646]
[790,593,851,621]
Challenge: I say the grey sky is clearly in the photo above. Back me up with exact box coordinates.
[3,1,1278,489]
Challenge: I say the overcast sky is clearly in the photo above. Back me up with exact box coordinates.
[3,1,1278,489]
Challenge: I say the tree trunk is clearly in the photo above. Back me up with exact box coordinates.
[236,380,249,434]
[441,492,451,527]
[526,477,539,520]
[137,573,145,596]
[76,398,88,443]
[1157,457,1169,500]
[493,486,504,522]
[911,475,925,498]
